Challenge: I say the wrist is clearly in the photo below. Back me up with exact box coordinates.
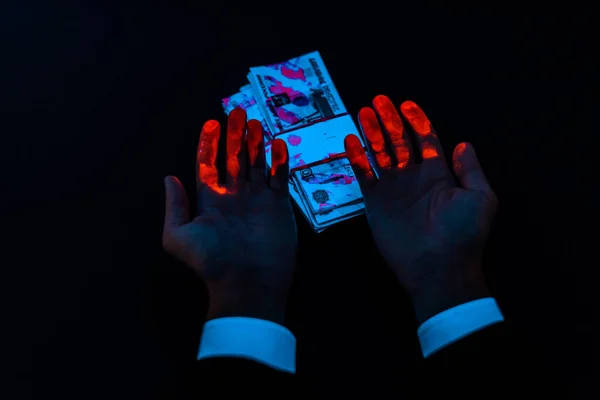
[408,266,491,325]
[206,286,287,325]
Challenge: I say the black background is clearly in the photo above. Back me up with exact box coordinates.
[4,2,595,398]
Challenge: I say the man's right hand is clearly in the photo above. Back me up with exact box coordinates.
[344,95,498,323]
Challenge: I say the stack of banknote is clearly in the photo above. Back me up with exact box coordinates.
[221,51,367,232]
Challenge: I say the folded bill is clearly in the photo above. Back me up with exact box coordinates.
[292,157,362,215]
[271,116,367,232]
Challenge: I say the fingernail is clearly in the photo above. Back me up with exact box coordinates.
[454,142,468,157]
[345,135,371,174]
[271,139,287,176]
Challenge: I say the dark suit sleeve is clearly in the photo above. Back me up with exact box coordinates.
[180,357,295,398]
[416,321,566,397]
[177,317,298,398]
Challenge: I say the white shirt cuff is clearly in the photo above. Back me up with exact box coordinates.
[417,297,505,358]
[197,317,296,374]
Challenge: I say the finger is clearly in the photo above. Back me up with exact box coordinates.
[344,134,376,192]
[358,107,393,170]
[247,119,267,187]
[269,138,289,194]
[372,95,411,168]
[163,175,190,234]
[452,142,496,201]
[226,107,247,189]
[197,119,226,195]
[400,100,442,161]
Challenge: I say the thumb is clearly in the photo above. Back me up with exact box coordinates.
[344,134,376,193]
[163,176,190,235]
[452,143,496,201]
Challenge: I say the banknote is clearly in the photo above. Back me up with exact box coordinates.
[293,187,365,232]
[272,114,358,169]
[292,157,363,215]
[247,51,347,134]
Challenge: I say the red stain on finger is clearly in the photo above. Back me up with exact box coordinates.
[373,95,410,168]
[396,147,410,167]
[344,134,373,178]
[373,95,404,136]
[271,138,287,177]
[359,107,392,169]
[247,119,263,166]
[226,108,246,182]
[455,142,468,156]
[421,142,439,159]
[287,134,302,146]
[198,120,220,165]
[198,120,226,195]
[400,101,433,137]
[452,142,468,170]
[227,107,246,131]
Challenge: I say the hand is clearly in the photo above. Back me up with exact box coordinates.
[162,108,297,324]
[344,95,498,323]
